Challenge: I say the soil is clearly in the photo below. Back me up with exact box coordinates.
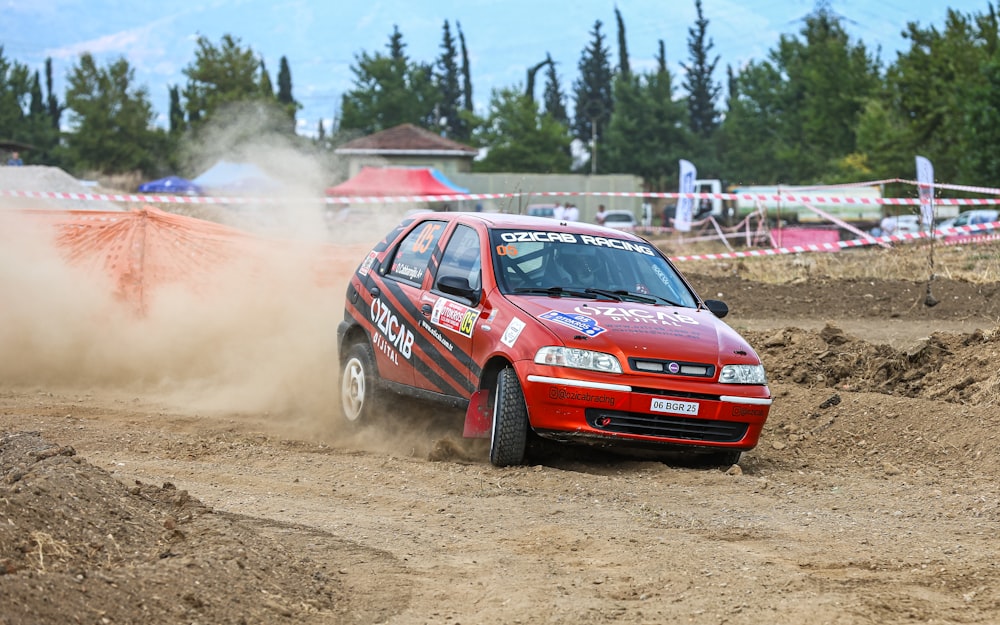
[3,229,1000,624]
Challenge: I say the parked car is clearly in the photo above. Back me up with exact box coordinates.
[942,209,999,231]
[602,210,637,230]
[337,212,772,467]
[526,204,559,219]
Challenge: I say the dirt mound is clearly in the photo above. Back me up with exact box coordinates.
[0,166,124,211]
[748,324,1000,406]
[0,431,407,625]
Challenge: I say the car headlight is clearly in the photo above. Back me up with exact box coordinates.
[534,346,623,374]
[719,364,767,384]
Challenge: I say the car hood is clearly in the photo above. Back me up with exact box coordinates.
[508,295,758,365]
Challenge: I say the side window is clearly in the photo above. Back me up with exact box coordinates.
[435,224,482,293]
[388,221,447,285]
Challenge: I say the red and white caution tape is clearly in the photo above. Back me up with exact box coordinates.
[669,222,1000,262]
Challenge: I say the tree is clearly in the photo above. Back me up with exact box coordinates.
[604,41,691,188]
[63,53,166,175]
[0,47,31,144]
[681,0,721,139]
[474,86,571,173]
[615,7,631,80]
[181,34,263,125]
[457,23,473,114]
[572,21,614,172]
[258,59,275,99]
[718,59,790,183]
[525,57,552,102]
[45,58,63,130]
[859,6,999,184]
[168,85,184,134]
[276,56,300,130]
[434,21,464,139]
[339,26,438,134]
[542,53,569,126]
[719,6,879,183]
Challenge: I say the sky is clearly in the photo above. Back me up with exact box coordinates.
[0,0,992,137]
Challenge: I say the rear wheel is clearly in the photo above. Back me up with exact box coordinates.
[340,341,382,425]
[489,367,529,467]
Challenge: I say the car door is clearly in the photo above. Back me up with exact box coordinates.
[371,219,448,388]
[412,223,484,399]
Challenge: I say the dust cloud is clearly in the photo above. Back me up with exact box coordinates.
[0,110,484,459]
[0,207,349,420]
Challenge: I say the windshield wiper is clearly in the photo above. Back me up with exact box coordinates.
[513,286,598,299]
[583,288,688,306]
[584,288,657,304]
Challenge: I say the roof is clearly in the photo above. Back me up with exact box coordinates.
[335,124,477,157]
[405,211,647,240]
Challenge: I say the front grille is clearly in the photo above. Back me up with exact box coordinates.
[628,357,715,378]
[585,409,748,442]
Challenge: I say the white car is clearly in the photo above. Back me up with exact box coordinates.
[602,210,637,230]
[946,209,999,230]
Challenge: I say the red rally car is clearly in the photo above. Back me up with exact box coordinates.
[337,212,772,467]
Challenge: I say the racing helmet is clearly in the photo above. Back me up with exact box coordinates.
[556,244,604,286]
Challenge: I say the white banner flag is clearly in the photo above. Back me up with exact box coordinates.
[675,159,697,232]
[916,155,934,228]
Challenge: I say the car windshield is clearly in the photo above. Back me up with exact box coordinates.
[490,229,698,307]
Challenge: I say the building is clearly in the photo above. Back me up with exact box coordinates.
[334,123,478,178]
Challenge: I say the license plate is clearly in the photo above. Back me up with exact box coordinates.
[650,398,699,416]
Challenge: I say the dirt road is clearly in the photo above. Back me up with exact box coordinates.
[3,231,1000,624]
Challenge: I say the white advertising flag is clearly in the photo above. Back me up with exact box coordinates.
[916,155,934,228]
[675,159,697,232]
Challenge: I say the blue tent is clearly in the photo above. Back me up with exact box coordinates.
[138,175,202,195]
[430,168,469,194]
[193,161,283,194]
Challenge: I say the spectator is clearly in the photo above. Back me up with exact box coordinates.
[595,204,608,226]
[6,151,23,166]
[553,202,566,221]
[564,202,579,222]
[879,213,897,237]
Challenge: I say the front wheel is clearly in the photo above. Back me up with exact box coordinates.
[700,449,742,468]
[489,367,529,467]
[340,341,382,424]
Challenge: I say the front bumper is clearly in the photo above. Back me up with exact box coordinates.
[521,371,771,451]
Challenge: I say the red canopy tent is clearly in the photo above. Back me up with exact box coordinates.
[325,166,469,197]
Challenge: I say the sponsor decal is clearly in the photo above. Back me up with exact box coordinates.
[431,298,477,338]
[391,261,424,282]
[540,310,607,337]
[650,398,700,416]
[419,319,454,352]
[732,405,766,418]
[370,298,414,361]
[548,387,616,407]
[500,231,578,243]
[500,317,526,348]
[576,304,700,327]
[578,235,655,255]
[358,251,379,277]
[497,231,655,256]
[651,264,672,286]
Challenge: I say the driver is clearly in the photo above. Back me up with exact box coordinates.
[555,244,606,287]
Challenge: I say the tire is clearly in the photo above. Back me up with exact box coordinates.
[489,367,529,467]
[340,341,382,425]
[701,449,742,468]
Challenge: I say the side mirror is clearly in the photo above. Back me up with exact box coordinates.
[437,275,480,304]
[703,299,729,319]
